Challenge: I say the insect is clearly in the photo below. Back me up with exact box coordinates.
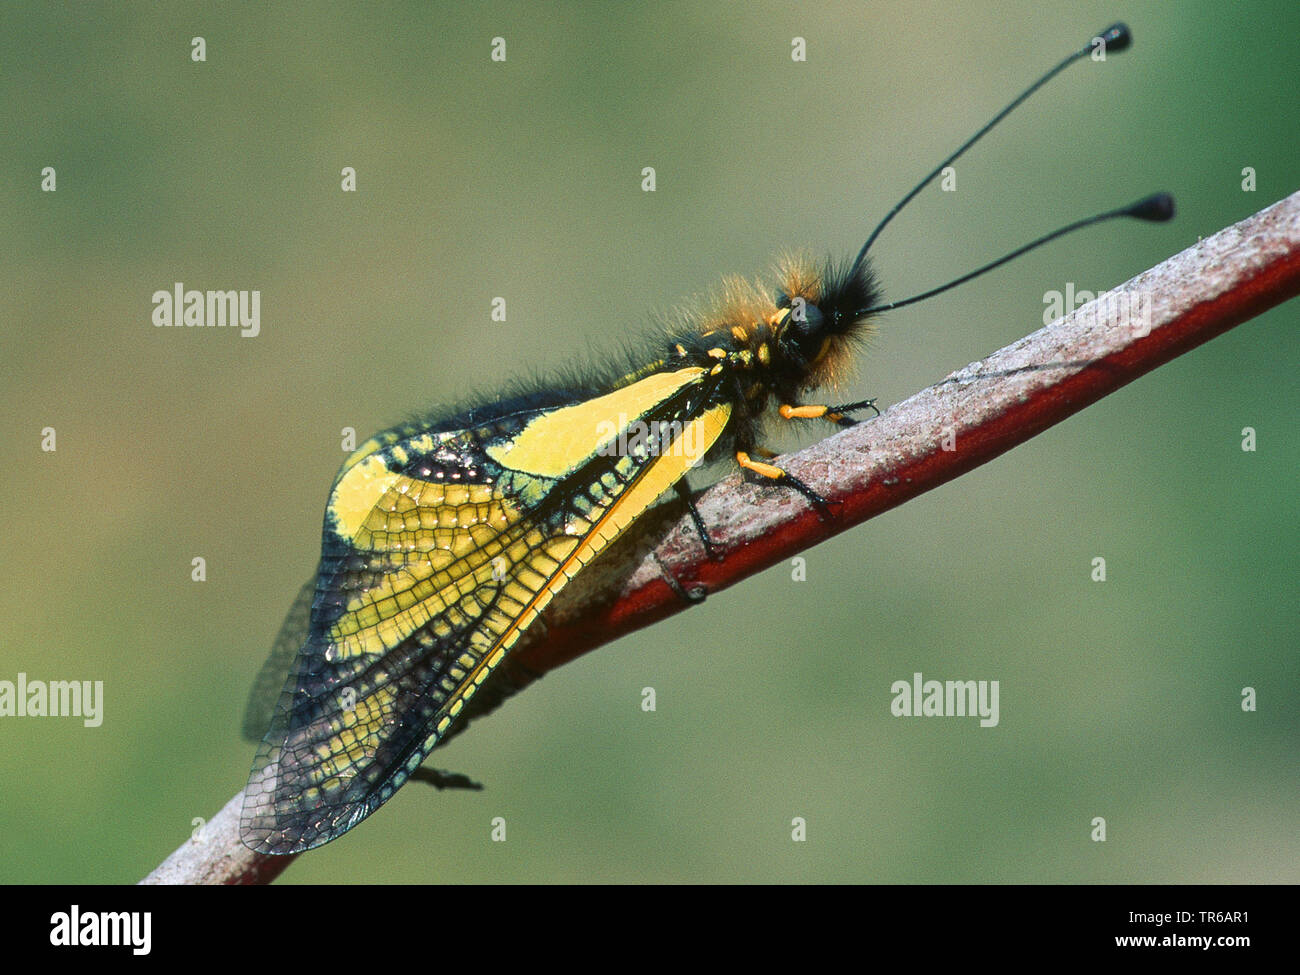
[241,23,1173,854]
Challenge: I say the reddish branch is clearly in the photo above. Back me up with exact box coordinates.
[142,191,1300,885]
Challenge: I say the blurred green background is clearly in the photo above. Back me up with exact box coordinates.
[2,0,1295,884]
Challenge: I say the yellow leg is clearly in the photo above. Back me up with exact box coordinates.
[780,399,879,426]
[735,450,836,520]
[779,404,829,420]
[736,451,787,480]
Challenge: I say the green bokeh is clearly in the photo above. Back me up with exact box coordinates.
[1,0,1295,884]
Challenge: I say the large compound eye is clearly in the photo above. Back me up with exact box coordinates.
[786,297,825,339]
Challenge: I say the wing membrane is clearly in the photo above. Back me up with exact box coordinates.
[241,574,316,743]
[242,368,730,853]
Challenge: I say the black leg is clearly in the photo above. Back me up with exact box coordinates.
[773,469,836,522]
[736,450,837,523]
[411,767,484,791]
[674,478,721,561]
[825,398,880,426]
[652,551,708,604]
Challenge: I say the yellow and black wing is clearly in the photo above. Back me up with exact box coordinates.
[241,366,731,853]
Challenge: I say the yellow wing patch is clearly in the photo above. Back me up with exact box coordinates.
[486,367,706,477]
[456,399,733,688]
[328,452,404,540]
[243,370,733,853]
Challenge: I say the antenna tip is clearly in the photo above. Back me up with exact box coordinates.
[1095,22,1133,53]
[1126,192,1176,222]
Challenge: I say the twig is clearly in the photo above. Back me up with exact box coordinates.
[141,191,1300,885]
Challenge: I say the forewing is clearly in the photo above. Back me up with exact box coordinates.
[241,367,731,853]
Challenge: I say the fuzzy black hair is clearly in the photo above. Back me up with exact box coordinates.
[807,256,883,338]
